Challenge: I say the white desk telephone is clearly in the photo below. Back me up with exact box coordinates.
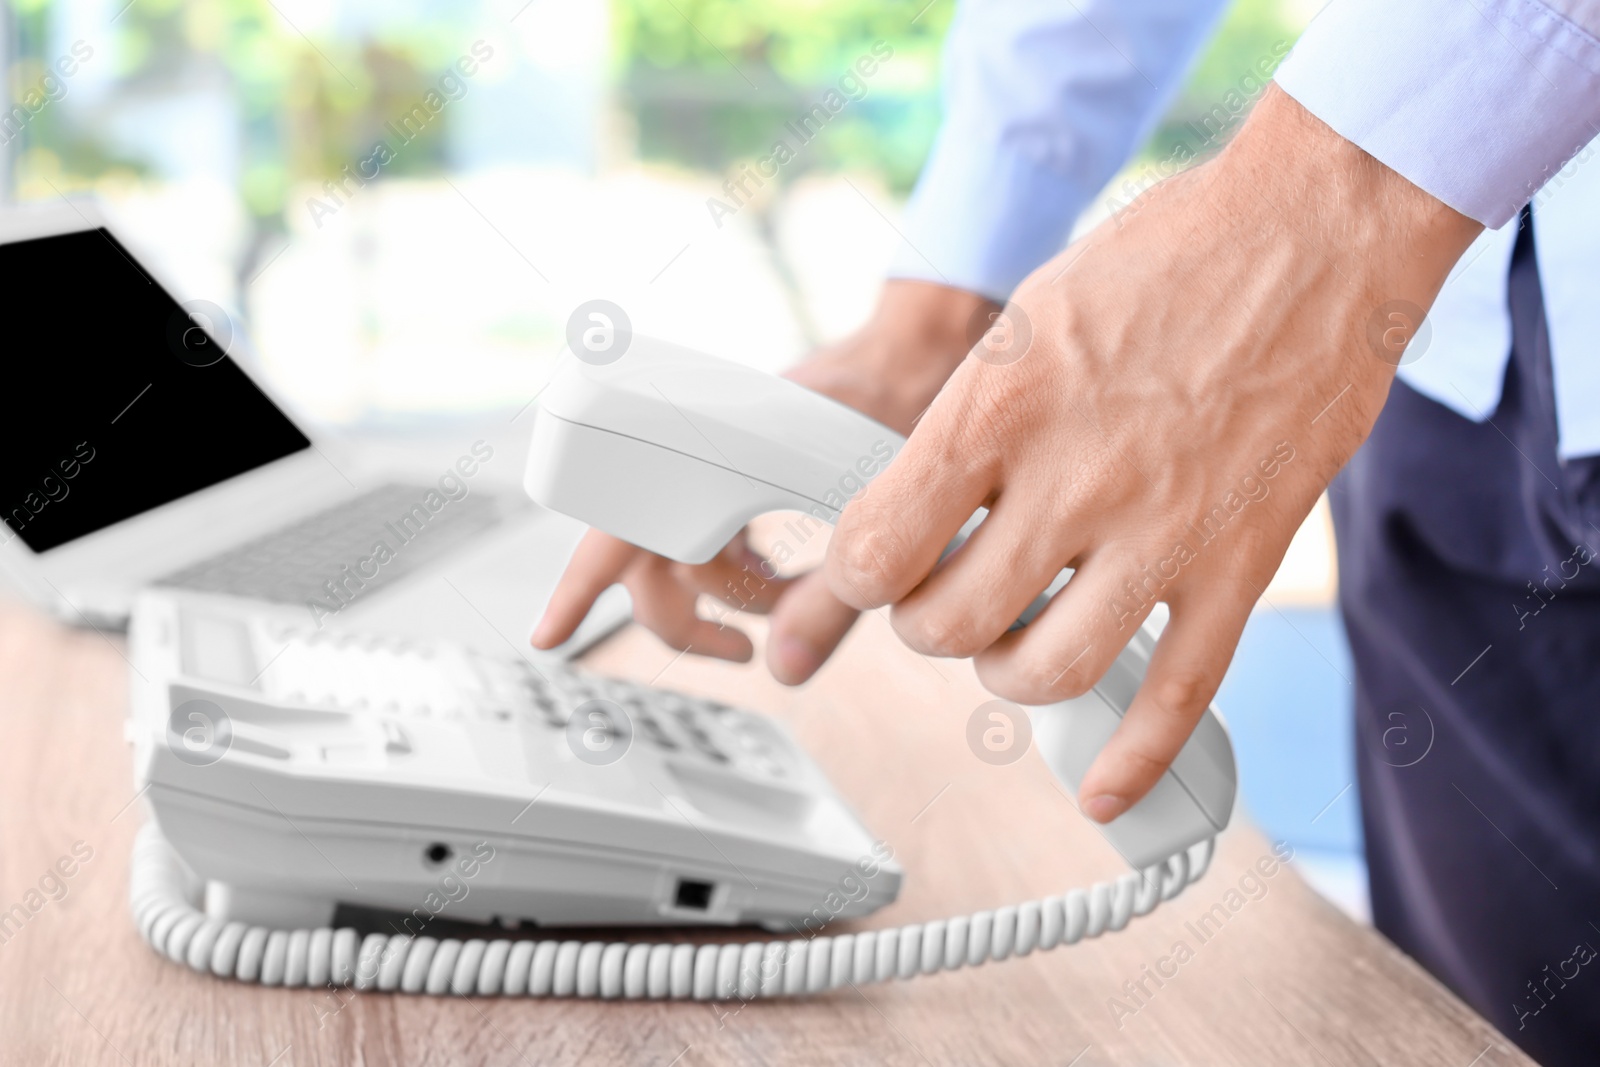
[128,337,1235,1002]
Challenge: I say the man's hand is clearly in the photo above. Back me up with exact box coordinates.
[531,280,998,684]
[824,87,1482,822]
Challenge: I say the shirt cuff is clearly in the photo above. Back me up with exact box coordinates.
[1274,0,1600,229]
[887,131,1090,303]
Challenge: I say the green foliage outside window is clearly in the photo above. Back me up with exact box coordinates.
[7,0,1305,225]
[611,0,953,192]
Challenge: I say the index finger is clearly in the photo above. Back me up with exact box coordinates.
[823,376,995,610]
[531,530,640,648]
[1077,585,1253,822]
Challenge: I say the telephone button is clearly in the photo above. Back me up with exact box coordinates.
[381,720,412,754]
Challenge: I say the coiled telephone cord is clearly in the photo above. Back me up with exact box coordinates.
[130,823,1213,1001]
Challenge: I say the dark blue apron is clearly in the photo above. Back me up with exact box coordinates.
[1332,207,1600,1064]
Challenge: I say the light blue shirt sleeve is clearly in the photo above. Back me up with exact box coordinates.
[889,0,1232,301]
[1275,0,1600,228]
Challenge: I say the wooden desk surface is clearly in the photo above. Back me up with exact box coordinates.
[0,599,1529,1067]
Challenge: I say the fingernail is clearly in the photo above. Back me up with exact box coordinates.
[773,637,823,682]
[1084,794,1129,823]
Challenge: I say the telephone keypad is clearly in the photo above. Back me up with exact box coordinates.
[254,627,799,783]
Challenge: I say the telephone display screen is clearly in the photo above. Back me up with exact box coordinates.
[0,227,311,553]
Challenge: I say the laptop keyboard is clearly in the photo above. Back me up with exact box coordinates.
[156,483,517,607]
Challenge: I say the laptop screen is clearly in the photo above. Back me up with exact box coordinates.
[0,226,312,553]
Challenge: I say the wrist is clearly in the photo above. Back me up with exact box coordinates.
[1218,86,1481,298]
[791,280,999,435]
[857,280,1001,404]
[1198,86,1483,436]
[873,279,1000,362]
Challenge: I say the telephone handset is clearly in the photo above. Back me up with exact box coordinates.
[125,340,1235,1003]
[524,337,1237,867]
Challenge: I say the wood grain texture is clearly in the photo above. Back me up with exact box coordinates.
[0,599,1532,1067]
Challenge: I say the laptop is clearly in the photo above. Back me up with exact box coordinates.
[0,199,629,655]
